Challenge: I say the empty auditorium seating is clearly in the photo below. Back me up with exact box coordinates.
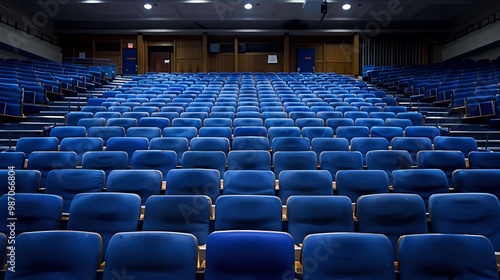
[452,169,500,199]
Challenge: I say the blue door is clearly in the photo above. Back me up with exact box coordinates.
[122,48,137,75]
[297,48,315,73]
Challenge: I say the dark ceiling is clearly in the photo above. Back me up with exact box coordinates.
[7,0,500,35]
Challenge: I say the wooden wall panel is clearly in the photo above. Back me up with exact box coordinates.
[175,37,203,73]
[237,53,284,73]
[208,53,234,73]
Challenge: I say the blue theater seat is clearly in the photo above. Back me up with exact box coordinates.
[392,169,449,209]
[65,111,93,126]
[214,195,283,231]
[142,195,211,245]
[350,137,389,165]
[336,170,390,202]
[131,150,176,181]
[273,151,317,178]
[149,137,189,166]
[165,169,220,203]
[87,126,125,145]
[223,170,275,195]
[357,193,428,256]
[302,233,396,280]
[398,234,498,280]
[417,150,466,187]
[279,170,333,204]
[272,137,310,152]
[162,127,198,141]
[366,150,412,185]
[15,137,59,158]
[287,196,354,245]
[45,169,105,213]
[391,137,432,165]
[190,137,230,155]
[433,136,478,157]
[0,193,63,235]
[429,193,500,251]
[59,137,103,165]
[105,137,149,166]
[102,232,198,280]
[77,118,106,130]
[182,151,226,177]
[0,170,41,195]
[204,231,295,280]
[67,192,141,260]
[453,169,500,200]
[27,151,78,188]
[469,151,500,169]
[4,230,102,280]
[81,151,128,176]
[227,150,271,170]
[107,169,162,205]
[0,151,25,169]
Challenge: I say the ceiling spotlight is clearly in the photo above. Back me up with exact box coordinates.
[244,3,252,9]
[342,3,351,10]
[144,3,153,9]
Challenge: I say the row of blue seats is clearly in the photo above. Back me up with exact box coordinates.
[8,133,480,168]
[1,191,499,249]
[2,229,497,279]
[3,165,500,208]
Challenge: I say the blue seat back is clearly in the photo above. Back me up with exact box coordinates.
[287,196,354,244]
[214,195,283,231]
[102,232,198,280]
[142,195,211,245]
[4,230,102,280]
[302,233,396,280]
[204,231,295,280]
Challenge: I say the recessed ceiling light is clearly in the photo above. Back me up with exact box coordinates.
[342,3,351,10]
[144,3,153,9]
[244,3,253,9]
